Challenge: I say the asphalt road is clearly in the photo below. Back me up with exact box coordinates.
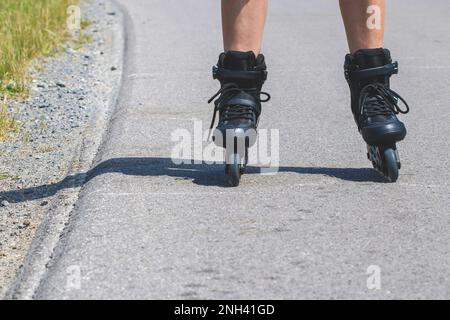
[35,0,450,299]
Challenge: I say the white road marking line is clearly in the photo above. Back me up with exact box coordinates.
[88,182,448,197]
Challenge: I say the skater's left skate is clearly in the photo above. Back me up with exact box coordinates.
[344,48,410,182]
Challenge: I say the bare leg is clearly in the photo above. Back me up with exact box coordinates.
[340,0,385,53]
[222,0,268,55]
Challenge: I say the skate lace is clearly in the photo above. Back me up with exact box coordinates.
[359,83,410,117]
[207,83,271,130]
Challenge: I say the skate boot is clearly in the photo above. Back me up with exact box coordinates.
[345,48,410,182]
[208,51,270,186]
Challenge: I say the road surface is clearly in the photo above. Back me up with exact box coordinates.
[32,0,450,299]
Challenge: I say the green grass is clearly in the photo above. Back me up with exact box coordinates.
[0,0,89,139]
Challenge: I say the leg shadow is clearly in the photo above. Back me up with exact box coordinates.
[0,157,384,204]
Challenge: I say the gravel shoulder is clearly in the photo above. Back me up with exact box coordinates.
[0,0,124,298]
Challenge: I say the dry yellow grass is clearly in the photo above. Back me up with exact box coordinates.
[0,0,83,139]
[0,97,18,141]
[0,0,80,96]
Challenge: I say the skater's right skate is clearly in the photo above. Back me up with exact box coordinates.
[208,51,270,186]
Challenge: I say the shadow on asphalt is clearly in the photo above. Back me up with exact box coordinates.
[0,157,385,203]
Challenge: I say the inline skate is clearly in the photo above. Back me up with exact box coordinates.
[208,51,270,186]
[344,48,410,182]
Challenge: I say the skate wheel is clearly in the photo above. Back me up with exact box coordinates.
[383,148,399,183]
[226,153,242,187]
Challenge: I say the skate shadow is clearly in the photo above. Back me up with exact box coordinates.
[0,157,384,204]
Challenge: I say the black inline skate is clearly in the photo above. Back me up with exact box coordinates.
[344,48,410,182]
[208,51,270,186]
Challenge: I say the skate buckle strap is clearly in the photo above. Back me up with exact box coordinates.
[212,66,268,82]
[345,62,398,81]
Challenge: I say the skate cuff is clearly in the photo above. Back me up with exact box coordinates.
[212,66,267,82]
[345,62,398,81]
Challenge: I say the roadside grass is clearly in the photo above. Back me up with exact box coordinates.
[0,171,19,181]
[0,98,18,141]
[0,0,82,96]
[0,171,9,180]
[0,0,90,139]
